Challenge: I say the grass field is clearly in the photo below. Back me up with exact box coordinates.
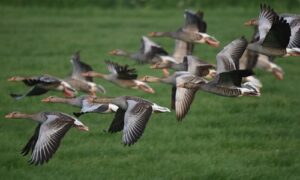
[0,5,300,180]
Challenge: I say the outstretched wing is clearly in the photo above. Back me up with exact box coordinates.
[262,17,291,48]
[107,108,126,133]
[258,4,278,42]
[105,60,138,80]
[28,114,74,165]
[70,51,94,82]
[216,37,248,73]
[10,86,49,100]
[122,100,152,146]
[175,75,199,121]
[287,21,300,48]
[212,70,254,87]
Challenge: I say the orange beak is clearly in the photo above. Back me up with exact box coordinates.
[41,97,51,102]
[205,37,220,48]
[4,113,13,118]
[148,32,156,37]
[108,50,116,55]
[77,125,89,132]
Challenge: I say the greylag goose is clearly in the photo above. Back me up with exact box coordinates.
[246,4,292,57]
[8,75,77,100]
[245,13,300,56]
[148,10,219,47]
[82,60,155,94]
[41,96,118,117]
[109,36,170,76]
[140,71,205,120]
[178,37,260,97]
[65,51,106,96]
[4,111,88,165]
[90,96,170,145]
[171,10,207,63]
[109,36,168,64]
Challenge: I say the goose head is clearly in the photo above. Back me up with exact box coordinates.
[5,112,29,119]
[60,81,77,98]
[109,49,128,56]
[7,76,25,82]
[244,18,258,26]
[73,120,89,132]
[41,96,70,103]
[150,61,171,69]
[198,33,220,48]
[139,75,161,83]
[82,71,99,78]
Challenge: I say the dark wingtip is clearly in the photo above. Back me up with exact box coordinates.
[73,112,83,117]
[10,93,23,100]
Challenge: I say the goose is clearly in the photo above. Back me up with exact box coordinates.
[140,71,205,120]
[41,96,118,117]
[148,10,219,47]
[90,96,170,145]
[109,36,168,64]
[245,13,300,56]
[65,51,106,96]
[82,60,155,94]
[246,4,292,57]
[171,10,207,63]
[8,75,77,100]
[178,37,260,97]
[109,36,170,76]
[151,55,216,79]
[4,111,88,165]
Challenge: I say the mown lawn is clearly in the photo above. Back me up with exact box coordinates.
[0,6,299,180]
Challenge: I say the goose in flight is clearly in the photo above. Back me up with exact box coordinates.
[65,51,106,96]
[41,96,118,117]
[8,75,77,100]
[4,111,88,165]
[90,96,170,146]
[82,60,155,94]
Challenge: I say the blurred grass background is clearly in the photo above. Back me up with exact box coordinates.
[0,1,300,180]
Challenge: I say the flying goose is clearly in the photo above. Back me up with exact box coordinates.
[64,51,106,96]
[178,37,260,97]
[90,96,170,145]
[41,96,118,117]
[171,10,207,63]
[82,60,155,94]
[245,13,300,56]
[140,71,205,120]
[4,111,88,165]
[109,36,171,76]
[109,36,168,64]
[148,10,219,47]
[8,75,77,100]
[246,4,292,57]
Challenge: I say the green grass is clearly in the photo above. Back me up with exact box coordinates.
[0,6,300,180]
